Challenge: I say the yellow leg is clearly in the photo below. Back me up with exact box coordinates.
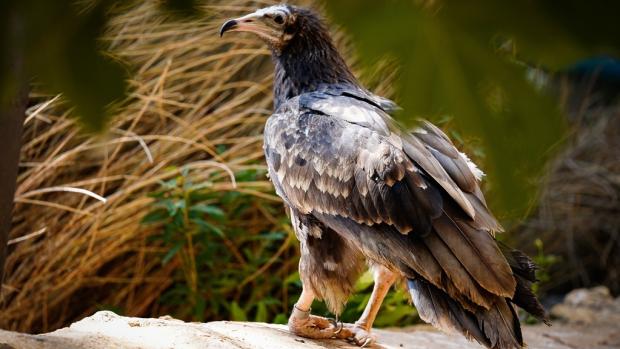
[348,265,398,346]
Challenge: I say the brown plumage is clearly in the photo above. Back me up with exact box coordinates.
[221,4,548,348]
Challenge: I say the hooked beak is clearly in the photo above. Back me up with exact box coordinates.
[219,19,238,37]
[219,13,279,42]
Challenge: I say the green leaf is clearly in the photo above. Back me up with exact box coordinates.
[194,296,206,322]
[354,271,374,292]
[375,304,415,327]
[258,231,286,241]
[162,241,183,265]
[283,272,300,285]
[273,313,288,325]
[159,178,178,191]
[235,170,257,182]
[141,209,168,224]
[193,219,225,238]
[324,0,578,218]
[260,298,281,306]
[356,293,371,312]
[189,204,226,220]
[19,0,128,131]
[229,302,247,321]
[255,302,268,323]
[163,200,185,216]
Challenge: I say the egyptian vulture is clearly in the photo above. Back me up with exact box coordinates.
[220,5,547,349]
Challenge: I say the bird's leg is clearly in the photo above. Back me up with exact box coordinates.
[345,265,398,347]
[288,287,351,340]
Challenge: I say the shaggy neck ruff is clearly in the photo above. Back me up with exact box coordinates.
[272,9,358,109]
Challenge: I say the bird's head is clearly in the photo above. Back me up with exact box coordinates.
[220,4,357,107]
[219,5,321,53]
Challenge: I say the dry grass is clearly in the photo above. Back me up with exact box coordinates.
[0,0,396,332]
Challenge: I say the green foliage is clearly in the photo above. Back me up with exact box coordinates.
[0,0,200,131]
[532,238,560,291]
[325,0,619,217]
[524,238,559,324]
[142,167,299,322]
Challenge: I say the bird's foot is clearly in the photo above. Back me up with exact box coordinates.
[287,306,351,340]
[343,323,376,347]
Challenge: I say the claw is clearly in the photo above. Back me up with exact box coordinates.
[361,337,372,348]
[333,321,344,334]
[328,317,338,328]
[327,317,343,338]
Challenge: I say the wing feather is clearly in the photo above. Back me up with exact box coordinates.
[423,232,494,309]
[265,99,439,234]
[401,134,476,218]
[266,86,522,312]
[433,214,516,297]
[429,147,477,193]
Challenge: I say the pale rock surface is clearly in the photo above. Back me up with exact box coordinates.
[1,287,619,349]
[550,286,620,325]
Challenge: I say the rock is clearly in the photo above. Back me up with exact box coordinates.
[551,286,620,325]
[563,286,613,308]
[1,287,620,349]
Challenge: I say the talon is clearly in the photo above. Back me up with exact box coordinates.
[328,317,338,328]
[326,317,341,338]
[334,321,344,334]
[289,313,342,340]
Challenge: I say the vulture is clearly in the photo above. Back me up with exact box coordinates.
[220,5,548,349]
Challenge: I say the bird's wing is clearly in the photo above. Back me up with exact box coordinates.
[403,121,503,232]
[265,92,442,235]
[264,86,517,298]
[265,86,501,234]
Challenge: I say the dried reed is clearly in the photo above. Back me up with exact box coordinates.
[0,0,396,332]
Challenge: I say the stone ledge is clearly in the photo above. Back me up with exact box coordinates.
[1,287,619,349]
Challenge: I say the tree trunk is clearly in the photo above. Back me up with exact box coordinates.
[0,88,27,286]
[0,5,27,288]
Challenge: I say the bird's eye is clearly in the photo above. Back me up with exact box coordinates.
[274,15,284,24]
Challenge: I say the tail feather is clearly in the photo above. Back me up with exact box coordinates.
[499,244,550,323]
[501,244,537,282]
[408,278,523,349]
[513,275,549,323]
[479,297,523,349]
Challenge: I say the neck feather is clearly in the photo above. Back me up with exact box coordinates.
[272,16,358,109]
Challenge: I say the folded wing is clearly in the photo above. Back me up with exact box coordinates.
[264,85,544,348]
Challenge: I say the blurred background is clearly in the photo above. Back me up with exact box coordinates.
[0,0,618,333]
